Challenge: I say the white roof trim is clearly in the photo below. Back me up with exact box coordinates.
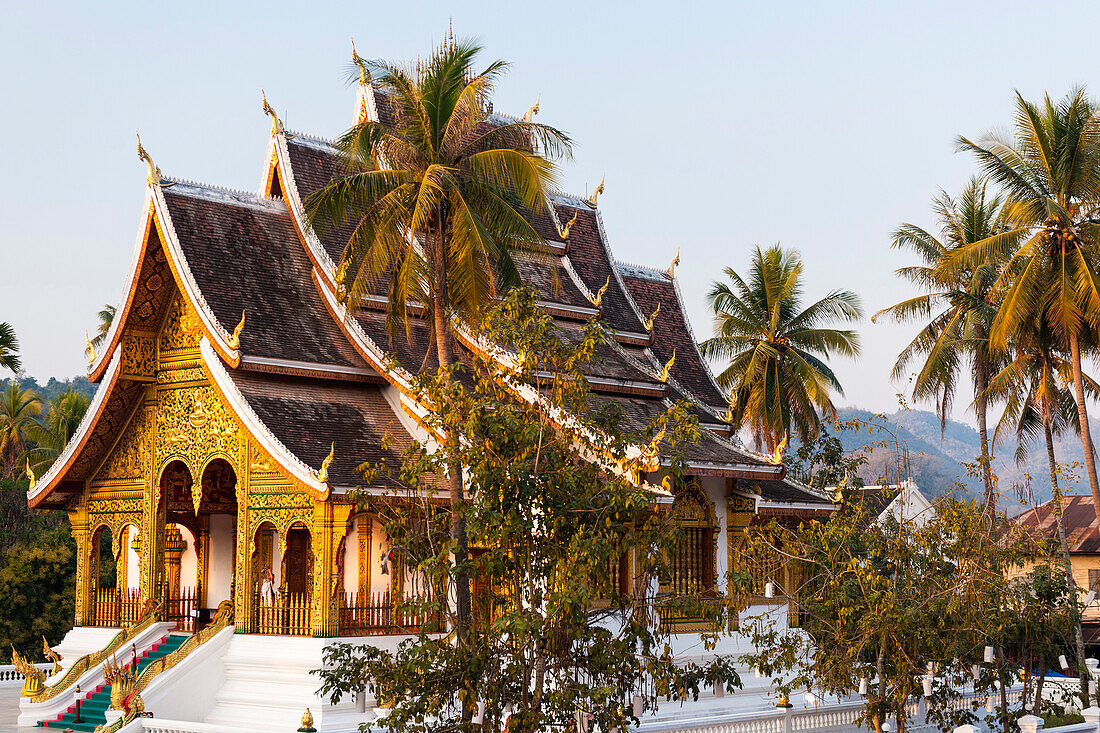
[239,354,376,379]
[30,345,122,503]
[151,184,241,360]
[273,133,340,287]
[200,337,329,496]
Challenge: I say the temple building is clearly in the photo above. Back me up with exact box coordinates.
[20,68,836,731]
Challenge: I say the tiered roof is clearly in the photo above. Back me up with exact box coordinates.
[28,79,834,515]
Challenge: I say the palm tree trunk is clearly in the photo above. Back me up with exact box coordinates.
[1069,331,1100,518]
[430,240,473,650]
[1046,418,1090,704]
[974,357,996,514]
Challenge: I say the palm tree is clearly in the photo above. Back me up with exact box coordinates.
[986,318,1100,702]
[953,88,1100,514]
[0,383,41,479]
[700,244,862,453]
[305,38,570,644]
[0,322,20,374]
[23,388,90,475]
[91,305,115,350]
[872,178,1014,512]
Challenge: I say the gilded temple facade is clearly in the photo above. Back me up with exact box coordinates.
[28,75,836,641]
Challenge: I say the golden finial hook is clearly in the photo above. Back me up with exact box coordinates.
[556,210,578,240]
[587,175,605,208]
[658,350,676,382]
[317,443,335,484]
[523,95,541,124]
[590,276,610,308]
[644,302,661,332]
[351,39,369,85]
[261,89,284,135]
[228,310,246,350]
[665,248,680,278]
[136,133,163,186]
[25,460,35,490]
[85,331,96,367]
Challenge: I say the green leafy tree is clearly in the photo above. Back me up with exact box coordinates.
[306,37,571,646]
[0,522,75,657]
[953,88,1100,514]
[0,322,20,374]
[700,244,862,453]
[23,387,90,474]
[0,382,41,480]
[874,178,1016,512]
[316,290,743,733]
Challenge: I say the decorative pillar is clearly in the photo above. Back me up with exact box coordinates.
[163,524,186,601]
[115,528,129,592]
[726,480,755,631]
[197,516,210,607]
[311,501,352,637]
[233,498,253,633]
[69,508,91,626]
[357,517,370,595]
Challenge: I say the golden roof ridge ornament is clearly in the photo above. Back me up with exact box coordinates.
[590,276,610,308]
[770,436,787,465]
[658,350,676,382]
[522,94,540,124]
[261,89,284,135]
[587,175,605,208]
[556,210,578,240]
[665,248,680,278]
[84,331,96,367]
[317,443,335,483]
[351,39,370,85]
[136,133,164,186]
[25,460,35,490]
[643,424,667,460]
[227,310,246,350]
[644,302,661,332]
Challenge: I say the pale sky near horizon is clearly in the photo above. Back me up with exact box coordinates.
[3,0,1099,427]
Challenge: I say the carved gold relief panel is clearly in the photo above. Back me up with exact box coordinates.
[121,333,157,380]
[93,404,151,484]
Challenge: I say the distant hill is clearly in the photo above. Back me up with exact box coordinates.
[828,406,1097,507]
[2,375,96,403]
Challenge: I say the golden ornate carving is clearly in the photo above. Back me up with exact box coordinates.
[644,302,661,332]
[85,331,96,367]
[10,646,45,697]
[587,175,605,208]
[103,654,138,711]
[770,436,787,465]
[299,708,316,732]
[556,210,577,240]
[589,276,609,308]
[160,295,200,353]
[658,350,676,383]
[317,443,334,484]
[522,95,540,124]
[156,385,240,466]
[136,133,163,186]
[261,90,284,135]
[227,310,245,350]
[665,248,680,279]
[121,334,156,379]
[25,460,34,490]
[42,637,63,676]
[96,407,149,482]
[351,40,369,85]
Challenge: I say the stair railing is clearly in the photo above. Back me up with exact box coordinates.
[26,599,162,703]
[92,601,234,733]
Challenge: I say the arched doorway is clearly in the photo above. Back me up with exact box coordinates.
[252,521,312,635]
[88,526,119,626]
[663,479,717,598]
[198,458,238,611]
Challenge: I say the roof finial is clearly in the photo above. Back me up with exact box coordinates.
[84,331,96,367]
[590,276,610,308]
[770,436,787,465]
[25,460,35,490]
[658,350,676,382]
[136,133,163,186]
[643,302,661,332]
[665,248,680,278]
[587,175,605,208]
[228,310,246,350]
[556,210,577,240]
[351,39,369,85]
[317,443,335,484]
[261,89,284,135]
[523,95,541,124]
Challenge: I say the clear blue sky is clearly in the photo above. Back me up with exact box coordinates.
[3,0,1098,425]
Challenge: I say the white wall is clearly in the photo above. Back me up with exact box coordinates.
[370,518,390,596]
[701,476,728,583]
[177,524,198,591]
[207,514,234,607]
[122,524,140,591]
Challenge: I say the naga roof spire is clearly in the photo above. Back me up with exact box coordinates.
[587,175,605,208]
[261,89,284,135]
[351,39,369,86]
[665,248,680,278]
[523,95,540,124]
[136,133,163,186]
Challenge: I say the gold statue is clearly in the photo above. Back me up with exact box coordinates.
[298,707,317,733]
[42,637,62,677]
[522,94,540,124]
[84,331,96,367]
[556,210,578,240]
[103,654,137,711]
[351,40,369,85]
[658,350,676,382]
[261,89,284,135]
[587,175,605,208]
[317,443,335,483]
[136,133,163,186]
[228,310,246,350]
[643,302,661,332]
[335,258,350,299]
[25,460,35,490]
[665,248,680,278]
[590,276,610,308]
[11,645,45,697]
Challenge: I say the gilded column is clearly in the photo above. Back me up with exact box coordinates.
[197,516,210,607]
[233,442,254,633]
[69,507,91,626]
[163,524,186,601]
[311,501,351,637]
